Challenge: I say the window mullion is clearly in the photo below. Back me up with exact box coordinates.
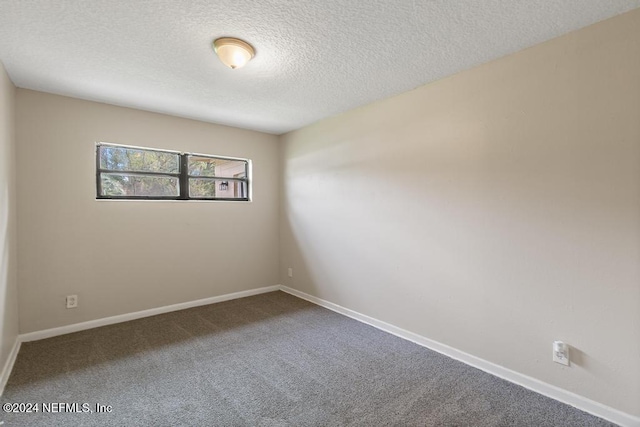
[97,169,180,177]
[96,146,103,198]
[179,154,189,199]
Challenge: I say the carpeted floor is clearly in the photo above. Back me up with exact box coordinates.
[1,291,614,426]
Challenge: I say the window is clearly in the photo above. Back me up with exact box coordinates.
[96,143,250,201]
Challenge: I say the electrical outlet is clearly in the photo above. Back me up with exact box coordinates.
[553,341,570,366]
[66,294,78,309]
[287,267,293,278]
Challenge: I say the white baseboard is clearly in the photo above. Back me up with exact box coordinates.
[0,338,21,396]
[19,285,280,342]
[279,286,639,427]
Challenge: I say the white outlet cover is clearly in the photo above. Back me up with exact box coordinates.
[66,295,78,309]
[553,341,570,366]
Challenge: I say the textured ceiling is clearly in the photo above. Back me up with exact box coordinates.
[1,1,639,134]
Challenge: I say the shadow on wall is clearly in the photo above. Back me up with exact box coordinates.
[1,181,10,331]
[0,178,18,367]
[278,91,639,406]
[279,133,511,336]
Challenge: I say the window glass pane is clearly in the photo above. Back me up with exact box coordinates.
[100,173,179,197]
[188,156,246,178]
[100,146,179,174]
[189,178,247,199]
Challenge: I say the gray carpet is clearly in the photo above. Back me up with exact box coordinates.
[1,291,614,426]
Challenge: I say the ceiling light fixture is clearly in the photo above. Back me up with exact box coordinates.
[213,37,255,69]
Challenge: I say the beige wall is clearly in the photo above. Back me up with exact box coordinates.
[16,91,280,333]
[280,10,640,416]
[0,63,19,374]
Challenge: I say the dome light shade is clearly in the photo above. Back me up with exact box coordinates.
[213,37,255,69]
